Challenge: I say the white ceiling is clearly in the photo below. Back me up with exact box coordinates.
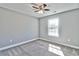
[0,3,79,18]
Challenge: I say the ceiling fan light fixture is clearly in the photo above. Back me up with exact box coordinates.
[37,10,44,14]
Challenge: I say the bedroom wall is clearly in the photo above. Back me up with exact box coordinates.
[0,7,38,48]
[40,9,79,48]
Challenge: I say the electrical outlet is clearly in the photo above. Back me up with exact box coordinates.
[10,40,13,43]
[67,39,71,42]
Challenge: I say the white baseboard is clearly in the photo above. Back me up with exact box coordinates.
[0,37,79,51]
[0,38,39,51]
[39,38,79,49]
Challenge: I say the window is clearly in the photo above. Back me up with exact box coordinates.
[48,17,59,37]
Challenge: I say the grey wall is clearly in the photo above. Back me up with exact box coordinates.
[0,7,38,48]
[40,9,79,48]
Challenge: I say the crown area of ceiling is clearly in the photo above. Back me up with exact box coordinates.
[0,3,79,18]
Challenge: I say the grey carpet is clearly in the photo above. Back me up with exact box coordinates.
[0,39,79,56]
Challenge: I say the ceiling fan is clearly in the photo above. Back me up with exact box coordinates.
[31,3,50,14]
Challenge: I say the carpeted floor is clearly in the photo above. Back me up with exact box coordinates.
[0,39,79,56]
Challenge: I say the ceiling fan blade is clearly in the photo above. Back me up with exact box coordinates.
[31,3,38,6]
[34,10,40,12]
[43,4,47,8]
[32,6,39,9]
[31,3,41,6]
[44,9,50,11]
